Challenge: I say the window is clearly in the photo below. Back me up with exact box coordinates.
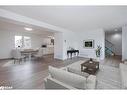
[15,36,31,49]
[23,36,31,49]
[15,36,23,48]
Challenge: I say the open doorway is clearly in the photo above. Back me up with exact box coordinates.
[42,36,54,56]
[105,28,122,61]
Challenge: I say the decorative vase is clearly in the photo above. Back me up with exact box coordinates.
[95,45,102,62]
[96,57,100,62]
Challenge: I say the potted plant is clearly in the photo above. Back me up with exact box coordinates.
[95,45,102,61]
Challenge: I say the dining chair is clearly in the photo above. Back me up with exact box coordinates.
[34,48,43,58]
[12,49,25,64]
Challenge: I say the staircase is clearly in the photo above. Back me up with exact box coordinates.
[105,40,115,57]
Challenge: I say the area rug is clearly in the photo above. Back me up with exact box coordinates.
[2,60,24,67]
[2,60,15,67]
[96,64,121,89]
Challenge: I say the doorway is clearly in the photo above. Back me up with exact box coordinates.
[105,28,122,60]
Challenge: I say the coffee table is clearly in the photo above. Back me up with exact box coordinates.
[81,60,99,75]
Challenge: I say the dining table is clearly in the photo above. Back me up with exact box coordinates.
[20,49,38,60]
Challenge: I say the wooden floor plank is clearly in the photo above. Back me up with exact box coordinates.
[0,54,122,89]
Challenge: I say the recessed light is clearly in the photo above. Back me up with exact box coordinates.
[24,27,33,31]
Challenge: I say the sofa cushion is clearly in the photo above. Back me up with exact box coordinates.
[86,75,96,89]
[120,63,127,89]
[119,63,127,89]
[124,61,127,65]
[120,63,127,71]
[49,66,87,89]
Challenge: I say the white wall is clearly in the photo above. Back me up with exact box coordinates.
[122,26,127,61]
[62,31,78,59]
[43,38,51,45]
[76,29,105,60]
[105,31,122,55]
[54,31,78,60]
[54,32,64,60]
[0,30,45,59]
[55,29,105,60]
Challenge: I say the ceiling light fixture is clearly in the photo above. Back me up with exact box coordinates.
[24,27,33,31]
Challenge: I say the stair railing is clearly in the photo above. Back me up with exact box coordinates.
[105,40,115,56]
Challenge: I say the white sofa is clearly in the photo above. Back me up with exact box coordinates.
[119,63,127,89]
[44,60,97,89]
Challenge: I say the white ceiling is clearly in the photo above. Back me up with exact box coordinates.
[105,27,122,33]
[0,6,127,32]
[0,18,54,36]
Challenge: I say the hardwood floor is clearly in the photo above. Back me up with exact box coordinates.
[0,55,122,89]
[101,55,122,68]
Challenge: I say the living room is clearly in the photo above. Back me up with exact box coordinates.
[0,4,127,95]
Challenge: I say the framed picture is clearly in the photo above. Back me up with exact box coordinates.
[83,39,94,48]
